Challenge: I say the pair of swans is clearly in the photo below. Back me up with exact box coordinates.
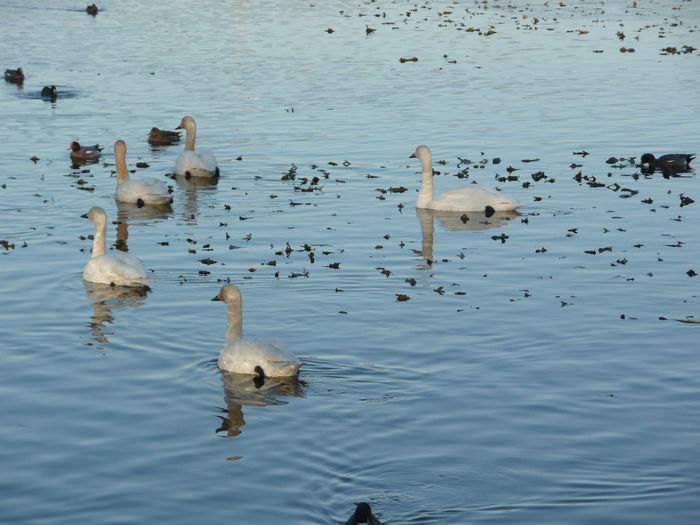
[80,214,301,378]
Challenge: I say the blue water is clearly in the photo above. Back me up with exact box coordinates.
[1,0,699,523]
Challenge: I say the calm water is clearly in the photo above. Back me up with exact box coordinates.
[1,0,699,523]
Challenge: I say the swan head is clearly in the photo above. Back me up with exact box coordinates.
[176,116,196,132]
[114,139,127,157]
[81,206,107,225]
[212,284,242,306]
[410,145,432,162]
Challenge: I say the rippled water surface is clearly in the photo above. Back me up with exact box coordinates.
[1,0,699,523]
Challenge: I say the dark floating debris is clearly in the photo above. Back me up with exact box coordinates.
[680,194,694,207]
[86,4,98,15]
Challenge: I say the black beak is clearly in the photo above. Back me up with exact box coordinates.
[176,125,182,130]
[211,295,221,301]
[81,213,89,219]
[409,153,416,158]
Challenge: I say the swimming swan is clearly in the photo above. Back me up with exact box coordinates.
[175,116,219,178]
[212,284,302,377]
[410,145,522,212]
[344,503,382,525]
[113,140,172,207]
[81,206,150,287]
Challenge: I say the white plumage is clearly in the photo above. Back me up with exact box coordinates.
[174,116,219,178]
[81,206,150,287]
[113,140,172,206]
[212,284,302,377]
[410,145,522,212]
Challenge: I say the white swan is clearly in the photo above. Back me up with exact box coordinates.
[174,116,219,178]
[81,206,150,287]
[212,284,302,377]
[113,140,173,207]
[410,145,522,212]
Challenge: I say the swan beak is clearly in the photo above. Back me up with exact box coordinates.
[409,153,416,158]
[81,212,89,219]
[211,295,221,302]
[175,125,182,130]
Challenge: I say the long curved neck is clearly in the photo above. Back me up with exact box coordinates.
[416,155,434,208]
[92,217,107,257]
[184,123,197,151]
[225,302,243,346]
[115,147,130,185]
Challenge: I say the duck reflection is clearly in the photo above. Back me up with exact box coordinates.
[83,281,148,344]
[415,207,520,270]
[215,370,306,437]
[171,173,218,225]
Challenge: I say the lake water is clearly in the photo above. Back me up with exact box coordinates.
[1,0,699,523]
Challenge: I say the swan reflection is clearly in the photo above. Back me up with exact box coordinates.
[415,207,520,270]
[115,201,171,251]
[83,281,148,344]
[171,173,218,225]
[215,371,306,437]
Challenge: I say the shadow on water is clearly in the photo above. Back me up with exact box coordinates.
[215,371,306,437]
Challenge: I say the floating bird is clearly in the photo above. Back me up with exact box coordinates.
[344,502,382,525]
[69,141,103,161]
[113,140,172,207]
[211,284,302,377]
[640,153,695,171]
[175,116,219,178]
[4,67,24,83]
[86,4,98,15]
[148,127,181,145]
[410,145,522,212]
[81,206,150,287]
[41,85,57,100]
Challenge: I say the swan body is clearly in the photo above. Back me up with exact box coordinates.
[212,284,302,377]
[174,116,219,177]
[410,145,522,212]
[641,153,694,171]
[113,140,172,206]
[344,503,382,525]
[81,206,150,287]
[70,141,103,160]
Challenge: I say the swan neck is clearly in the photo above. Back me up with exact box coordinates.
[115,148,129,185]
[92,217,107,257]
[225,305,243,346]
[184,124,196,151]
[416,161,434,208]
